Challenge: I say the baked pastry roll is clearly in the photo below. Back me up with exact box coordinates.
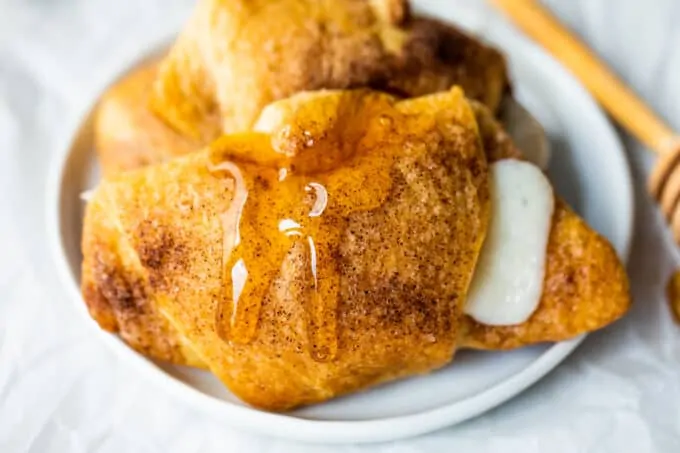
[95,0,508,175]
[95,62,199,175]
[82,88,629,409]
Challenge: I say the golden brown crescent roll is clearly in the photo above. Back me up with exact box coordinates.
[95,62,200,175]
[82,88,630,409]
[95,0,508,175]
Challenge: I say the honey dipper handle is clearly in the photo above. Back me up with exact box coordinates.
[492,0,677,155]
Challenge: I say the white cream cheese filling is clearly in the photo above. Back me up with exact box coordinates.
[464,160,555,326]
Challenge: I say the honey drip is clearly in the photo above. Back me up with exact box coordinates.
[208,97,396,362]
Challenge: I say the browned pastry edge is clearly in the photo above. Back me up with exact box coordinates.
[80,186,206,367]
[95,61,201,177]
[386,16,510,112]
[460,199,630,350]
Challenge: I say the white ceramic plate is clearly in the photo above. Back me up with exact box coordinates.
[46,7,634,445]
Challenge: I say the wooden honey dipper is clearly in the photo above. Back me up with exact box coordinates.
[492,0,680,239]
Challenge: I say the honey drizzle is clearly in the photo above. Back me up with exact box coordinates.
[209,94,405,362]
[210,161,249,342]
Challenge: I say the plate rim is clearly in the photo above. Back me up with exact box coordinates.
[45,20,634,444]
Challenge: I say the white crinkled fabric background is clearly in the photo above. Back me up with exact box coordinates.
[2,0,680,451]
